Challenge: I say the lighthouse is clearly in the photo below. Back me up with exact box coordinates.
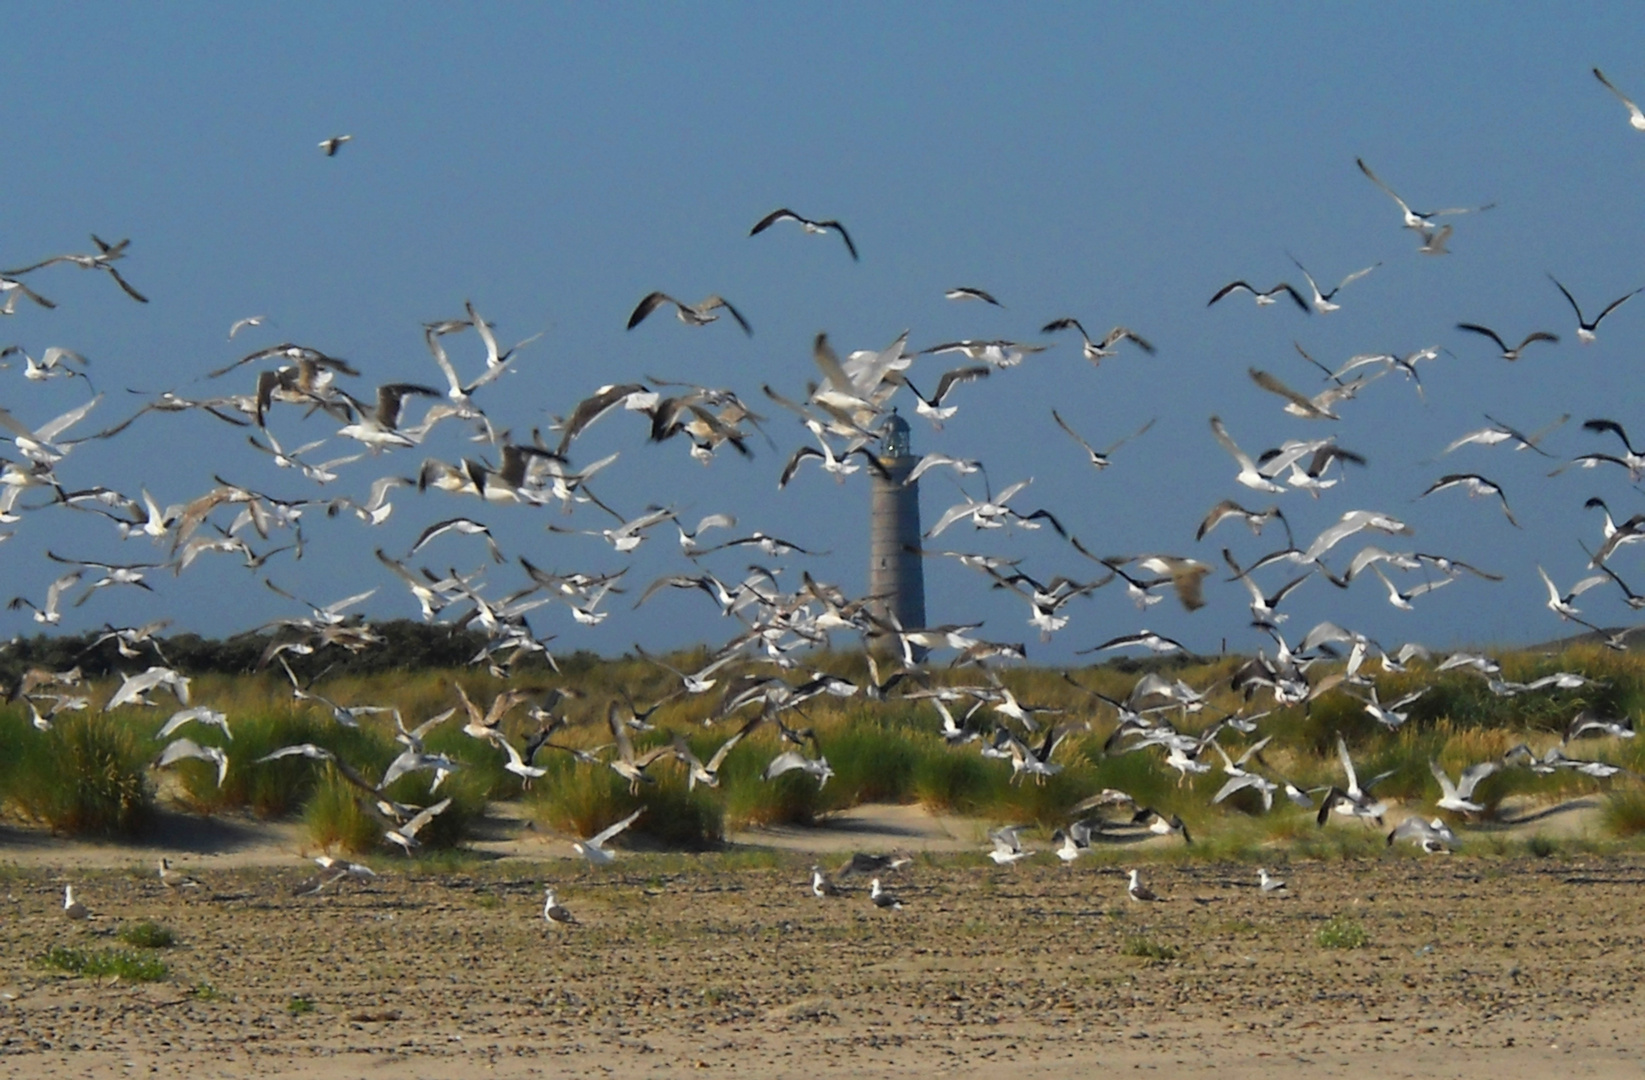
[868,409,927,645]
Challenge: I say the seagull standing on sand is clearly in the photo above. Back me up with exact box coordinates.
[1126,868,1160,902]
[1258,868,1288,895]
[869,878,903,909]
[158,858,201,890]
[64,885,89,919]
[543,887,578,926]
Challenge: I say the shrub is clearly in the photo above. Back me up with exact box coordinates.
[1316,914,1369,950]
[8,712,153,837]
[117,921,176,948]
[303,766,383,854]
[1121,936,1179,962]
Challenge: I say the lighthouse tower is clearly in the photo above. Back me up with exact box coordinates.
[868,409,927,645]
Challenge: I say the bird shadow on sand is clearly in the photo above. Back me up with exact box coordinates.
[1483,797,1599,829]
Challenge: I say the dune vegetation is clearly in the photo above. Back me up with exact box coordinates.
[1,635,1642,862]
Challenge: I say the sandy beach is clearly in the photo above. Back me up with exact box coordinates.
[2,802,1643,1078]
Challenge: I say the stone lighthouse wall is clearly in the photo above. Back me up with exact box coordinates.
[868,454,927,642]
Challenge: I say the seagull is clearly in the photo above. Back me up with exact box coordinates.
[1206,280,1309,313]
[1441,413,1567,457]
[1537,564,1608,622]
[0,275,56,313]
[158,858,202,890]
[1593,67,1645,131]
[945,286,1002,306]
[409,517,504,564]
[572,807,644,865]
[1416,223,1453,256]
[1430,758,1497,815]
[156,737,229,787]
[1051,411,1154,470]
[869,878,903,910]
[319,135,352,156]
[1041,318,1155,363]
[763,748,834,787]
[836,852,913,878]
[1418,473,1519,528]
[1080,630,1186,655]
[1454,323,1559,361]
[1258,868,1288,895]
[1199,501,1289,543]
[63,885,89,920]
[603,701,676,793]
[228,316,267,340]
[1288,253,1379,314]
[986,825,1035,864]
[1355,158,1494,232]
[1209,416,1286,494]
[898,365,991,426]
[383,797,453,854]
[626,292,751,335]
[1548,274,1641,344]
[749,208,858,260]
[1125,868,1160,902]
[156,706,233,743]
[1317,736,1390,826]
[1301,510,1413,564]
[542,887,578,926]
[1566,711,1636,742]
[811,866,844,897]
[1387,816,1458,853]
[672,717,756,790]
[1247,366,1368,420]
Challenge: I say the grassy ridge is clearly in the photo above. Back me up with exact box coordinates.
[0,644,1642,855]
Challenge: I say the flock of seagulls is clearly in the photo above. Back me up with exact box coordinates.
[7,65,1645,913]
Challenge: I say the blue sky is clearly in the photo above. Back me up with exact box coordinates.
[5,5,1645,664]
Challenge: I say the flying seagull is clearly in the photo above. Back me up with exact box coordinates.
[1355,157,1494,232]
[1041,318,1155,363]
[945,286,1002,306]
[1455,322,1559,361]
[319,135,352,156]
[749,208,858,261]
[1207,280,1310,313]
[1547,274,1641,344]
[1288,253,1378,314]
[572,807,645,865]
[626,292,751,336]
[1593,67,1645,131]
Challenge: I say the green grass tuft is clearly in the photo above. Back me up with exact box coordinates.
[1121,935,1179,962]
[116,921,176,948]
[1316,914,1369,949]
[37,945,169,981]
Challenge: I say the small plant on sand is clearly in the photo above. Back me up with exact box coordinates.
[303,766,383,854]
[287,995,315,1015]
[1121,936,1179,962]
[1602,788,1645,838]
[1316,914,1369,950]
[117,921,176,948]
[1526,834,1558,858]
[189,981,227,1002]
[37,945,168,982]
